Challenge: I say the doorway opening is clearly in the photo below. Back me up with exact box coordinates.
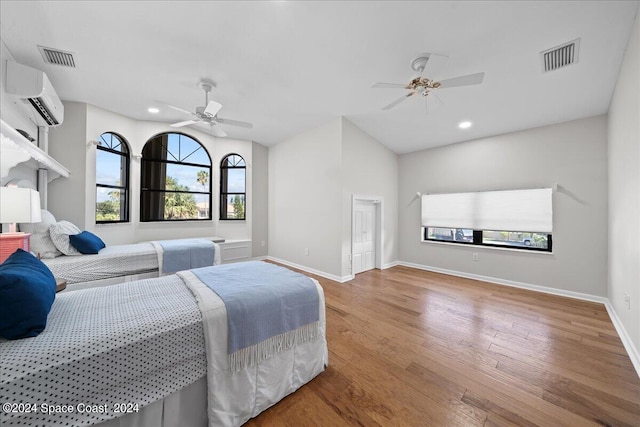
[351,195,383,275]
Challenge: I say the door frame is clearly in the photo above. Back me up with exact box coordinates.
[351,194,383,275]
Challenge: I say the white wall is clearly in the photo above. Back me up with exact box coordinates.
[398,115,609,297]
[608,12,639,356]
[48,102,87,227]
[251,141,269,257]
[49,102,261,246]
[268,117,398,280]
[341,118,398,277]
[268,118,343,277]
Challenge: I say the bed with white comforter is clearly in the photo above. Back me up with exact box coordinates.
[0,262,328,427]
[41,239,222,290]
[41,242,160,285]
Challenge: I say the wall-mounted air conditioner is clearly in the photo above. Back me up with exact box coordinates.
[5,60,64,127]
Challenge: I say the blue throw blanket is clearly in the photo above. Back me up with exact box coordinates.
[192,261,319,354]
[158,239,215,273]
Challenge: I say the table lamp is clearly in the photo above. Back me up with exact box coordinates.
[0,187,41,263]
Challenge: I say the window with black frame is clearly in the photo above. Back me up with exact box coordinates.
[421,188,553,252]
[96,132,130,223]
[140,132,211,222]
[422,227,552,251]
[219,153,246,220]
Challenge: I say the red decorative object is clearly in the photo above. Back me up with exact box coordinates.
[0,233,31,263]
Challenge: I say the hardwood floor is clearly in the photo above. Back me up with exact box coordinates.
[247,265,640,426]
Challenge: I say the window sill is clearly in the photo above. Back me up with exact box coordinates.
[421,239,554,255]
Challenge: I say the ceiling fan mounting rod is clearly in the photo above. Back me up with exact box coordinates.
[202,84,212,106]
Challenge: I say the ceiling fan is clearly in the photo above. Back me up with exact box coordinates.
[167,81,252,137]
[372,54,485,111]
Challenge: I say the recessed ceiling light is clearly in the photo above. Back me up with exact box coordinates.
[458,121,472,129]
[148,107,159,114]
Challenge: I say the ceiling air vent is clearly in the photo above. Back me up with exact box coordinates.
[38,46,77,68]
[541,38,579,73]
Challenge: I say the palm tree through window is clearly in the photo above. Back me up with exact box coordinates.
[140,133,212,221]
[220,154,246,220]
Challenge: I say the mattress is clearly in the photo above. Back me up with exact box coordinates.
[0,276,206,426]
[41,243,159,284]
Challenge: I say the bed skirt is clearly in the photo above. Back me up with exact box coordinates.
[97,377,208,427]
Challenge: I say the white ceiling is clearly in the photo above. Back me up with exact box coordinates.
[1,1,638,154]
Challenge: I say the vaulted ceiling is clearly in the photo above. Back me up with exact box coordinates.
[1,1,637,153]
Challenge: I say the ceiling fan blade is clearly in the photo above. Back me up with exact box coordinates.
[421,54,449,78]
[437,72,485,88]
[430,92,445,108]
[382,91,415,110]
[371,82,409,89]
[204,100,223,117]
[193,121,227,137]
[170,120,198,128]
[214,117,253,128]
[209,125,227,137]
[158,101,194,116]
[424,92,444,114]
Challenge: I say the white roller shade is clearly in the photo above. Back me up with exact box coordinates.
[421,188,553,233]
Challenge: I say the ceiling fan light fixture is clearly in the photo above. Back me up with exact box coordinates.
[373,54,484,111]
[458,121,472,129]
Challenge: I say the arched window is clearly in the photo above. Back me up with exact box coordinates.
[96,132,130,223]
[220,153,246,220]
[140,132,211,221]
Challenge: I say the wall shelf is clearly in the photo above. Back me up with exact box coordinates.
[0,119,69,182]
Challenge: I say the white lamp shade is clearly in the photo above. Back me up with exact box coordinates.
[0,187,42,224]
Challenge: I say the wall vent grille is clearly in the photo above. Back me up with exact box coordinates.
[541,39,579,72]
[38,46,76,68]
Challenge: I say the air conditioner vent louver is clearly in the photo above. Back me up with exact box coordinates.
[541,39,580,73]
[28,98,61,126]
[38,46,76,68]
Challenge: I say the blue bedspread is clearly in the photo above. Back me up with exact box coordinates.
[158,239,215,273]
[192,261,319,353]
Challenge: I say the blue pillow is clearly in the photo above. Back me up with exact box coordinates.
[0,249,56,340]
[69,231,105,254]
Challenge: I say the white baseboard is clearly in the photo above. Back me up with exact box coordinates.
[397,261,607,303]
[395,260,639,378]
[266,256,353,283]
[382,260,400,269]
[603,300,640,378]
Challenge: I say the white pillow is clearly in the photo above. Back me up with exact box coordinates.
[18,209,62,259]
[49,220,82,256]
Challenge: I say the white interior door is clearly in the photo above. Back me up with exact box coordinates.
[353,203,375,274]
